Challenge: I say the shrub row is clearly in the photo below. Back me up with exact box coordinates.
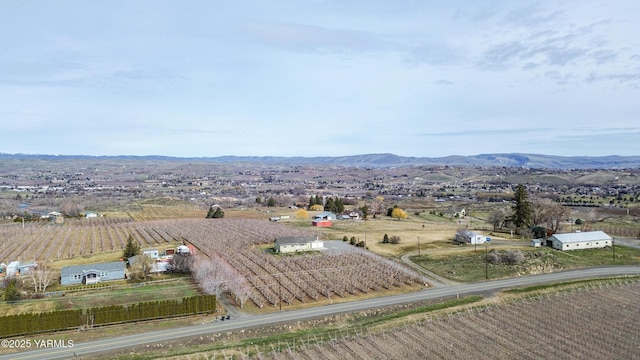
[0,295,216,338]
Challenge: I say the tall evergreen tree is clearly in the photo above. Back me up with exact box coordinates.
[206,205,224,218]
[359,204,369,220]
[325,197,335,213]
[212,207,224,218]
[511,184,532,230]
[123,235,140,259]
[4,279,21,302]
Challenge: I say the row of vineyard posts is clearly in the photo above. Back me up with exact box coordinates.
[0,294,216,338]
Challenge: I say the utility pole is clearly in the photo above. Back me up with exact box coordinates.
[612,239,615,262]
[279,274,282,311]
[485,244,489,280]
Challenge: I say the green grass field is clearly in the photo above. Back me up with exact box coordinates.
[411,245,640,282]
[0,277,197,316]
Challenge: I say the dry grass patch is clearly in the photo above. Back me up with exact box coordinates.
[318,216,462,257]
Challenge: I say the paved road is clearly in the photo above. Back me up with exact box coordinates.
[614,237,640,249]
[3,266,639,360]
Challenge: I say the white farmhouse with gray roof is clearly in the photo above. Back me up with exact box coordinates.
[548,231,612,251]
[274,237,324,253]
[60,261,126,285]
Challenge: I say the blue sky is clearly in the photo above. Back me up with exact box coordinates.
[1,1,638,158]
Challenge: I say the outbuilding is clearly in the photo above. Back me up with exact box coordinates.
[312,219,332,227]
[548,231,612,251]
[6,261,21,277]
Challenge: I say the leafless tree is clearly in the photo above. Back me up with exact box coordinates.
[487,208,507,231]
[61,201,84,217]
[531,197,553,226]
[530,196,570,233]
[547,203,571,233]
[454,228,471,244]
[171,253,193,273]
[128,255,155,281]
[28,261,55,292]
[192,255,230,297]
[372,196,385,216]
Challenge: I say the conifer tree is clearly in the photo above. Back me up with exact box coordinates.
[123,235,140,259]
[511,184,532,230]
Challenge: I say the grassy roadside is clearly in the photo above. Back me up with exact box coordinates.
[411,245,640,282]
[103,275,640,359]
[502,275,640,295]
[103,295,485,360]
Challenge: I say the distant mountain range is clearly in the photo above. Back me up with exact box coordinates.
[2,153,640,169]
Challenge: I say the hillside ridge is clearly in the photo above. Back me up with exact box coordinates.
[1,152,639,169]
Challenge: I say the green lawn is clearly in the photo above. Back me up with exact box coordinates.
[412,245,640,282]
[0,277,198,315]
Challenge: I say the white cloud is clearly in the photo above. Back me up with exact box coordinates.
[0,1,638,157]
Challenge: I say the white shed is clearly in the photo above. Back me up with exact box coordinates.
[143,249,160,259]
[548,231,612,251]
[6,261,20,277]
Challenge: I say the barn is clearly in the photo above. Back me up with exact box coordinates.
[312,219,332,227]
[548,231,612,251]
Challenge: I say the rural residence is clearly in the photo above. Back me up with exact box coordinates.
[60,261,126,286]
[274,237,324,253]
[466,232,487,245]
[312,211,336,221]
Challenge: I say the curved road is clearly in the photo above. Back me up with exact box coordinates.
[3,266,639,360]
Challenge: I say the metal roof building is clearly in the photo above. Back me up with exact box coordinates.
[548,231,612,251]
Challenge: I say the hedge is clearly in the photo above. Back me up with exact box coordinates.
[0,295,216,338]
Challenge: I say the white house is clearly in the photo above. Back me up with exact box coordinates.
[60,261,126,285]
[548,231,612,251]
[467,232,487,245]
[274,237,324,253]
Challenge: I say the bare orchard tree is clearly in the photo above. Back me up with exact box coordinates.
[191,254,251,307]
[232,284,251,308]
[28,261,55,293]
[192,255,229,297]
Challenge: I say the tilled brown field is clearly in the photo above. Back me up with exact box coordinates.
[256,281,640,360]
